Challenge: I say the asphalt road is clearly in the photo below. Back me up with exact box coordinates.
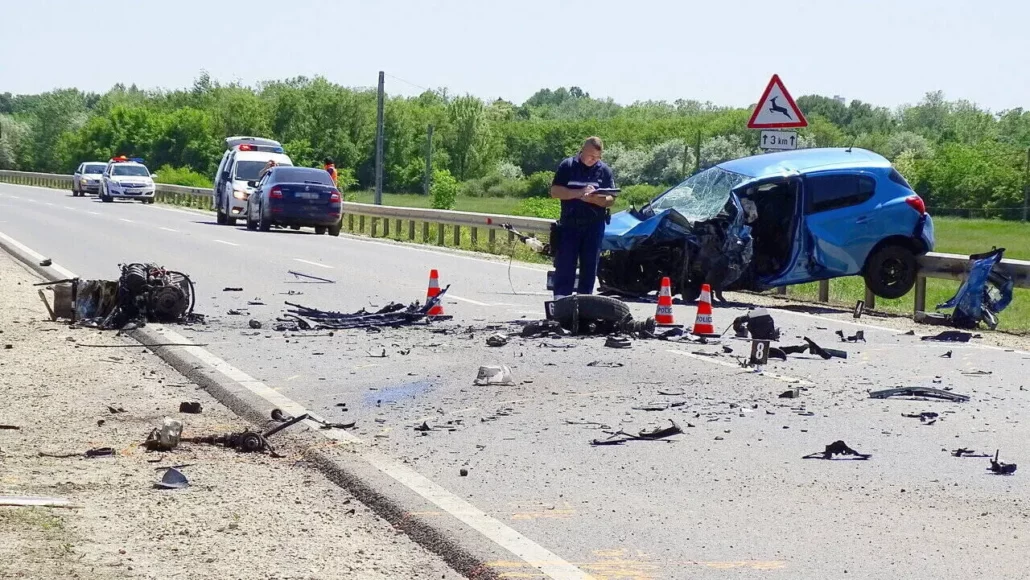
[3,183,1030,580]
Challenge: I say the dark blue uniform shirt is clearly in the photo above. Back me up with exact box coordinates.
[551,156,615,224]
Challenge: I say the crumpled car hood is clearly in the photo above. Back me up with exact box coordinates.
[602,207,695,252]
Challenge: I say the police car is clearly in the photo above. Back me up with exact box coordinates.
[99,156,157,204]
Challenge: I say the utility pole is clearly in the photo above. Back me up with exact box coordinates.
[423,124,434,196]
[1023,147,1029,222]
[694,130,702,174]
[681,139,689,179]
[374,71,385,205]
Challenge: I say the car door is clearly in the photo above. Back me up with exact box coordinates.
[799,170,879,278]
[74,163,83,188]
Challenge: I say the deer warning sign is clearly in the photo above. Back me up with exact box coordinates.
[747,74,807,129]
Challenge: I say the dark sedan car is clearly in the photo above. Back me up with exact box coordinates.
[245,166,343,235]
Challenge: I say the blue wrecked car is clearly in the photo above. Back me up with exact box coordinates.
[597,147,935,301]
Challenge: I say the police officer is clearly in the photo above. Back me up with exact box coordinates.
[549,136,616,299]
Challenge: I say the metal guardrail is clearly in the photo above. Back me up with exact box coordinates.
[2,170,1028,317]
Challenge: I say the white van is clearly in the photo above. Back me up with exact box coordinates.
[213,136,293,225]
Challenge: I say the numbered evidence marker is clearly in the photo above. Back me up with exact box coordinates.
[750,339,771,367]
[747,74,808,130]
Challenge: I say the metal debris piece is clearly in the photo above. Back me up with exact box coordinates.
[803,440,871,460]
[474,365,515,386]
[941,350,953,359]
[0,425,21,430]
[779,388,800,399]
[869,387,969,403]
[989,450,1017,475]
[178,402,203,414]
[952,448,991,458]
[144,417,183,451]
[278,286,451,331]
[961,370,992,376]
[587,361,624,368]
[154,467,189,489]
[902,411,939,422]
[288,270,336,284]
[460,468,469,477]
[520,320,565,338]
[248,301,265,306]
[633,403,670,411]
[837,330,865,342]
[414,422,432,432]
[804,337,847,360]
[658,388,685,396]
[732,308,780,340]
[590,420,682,446]
[39,258,52,267]
[604,336,632,349]
[223,287,243,292]
[486,334,509,347]
[921,331,976,343]
[84,447,115,458]
[249,319,262,329]
[768,347,787,361]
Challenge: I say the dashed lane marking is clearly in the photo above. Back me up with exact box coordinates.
[293,258,333,269]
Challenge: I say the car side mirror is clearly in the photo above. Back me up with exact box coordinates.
[246,180,257,188]
[222,171,230,181]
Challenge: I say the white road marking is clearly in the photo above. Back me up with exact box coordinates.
[159,227,179,233]
[213,239,239,247]
[87,211,100,215]
[62,205,75,210]
[770,308,904,335]
[119,218,133,223]
[0,231,77,279]
[335,233,549,273]
[447,294,493,307]
[44,202,55,207]
[668,349,813,385]
[293,258,333,269]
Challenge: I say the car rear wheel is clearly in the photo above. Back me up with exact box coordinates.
[258,204,270,232]
[314,226,327,235]
[245,203,257,231]
[328,223,341,237]
[863,244,917,300]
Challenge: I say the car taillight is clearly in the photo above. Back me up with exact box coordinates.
[269,186,283,199]
[329,191,341,203]
[905,195,926,215]
[238,144,253,151]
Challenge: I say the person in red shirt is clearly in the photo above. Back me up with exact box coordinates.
[323,157,338,185]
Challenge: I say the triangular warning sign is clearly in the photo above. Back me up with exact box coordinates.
[747,74,808,129]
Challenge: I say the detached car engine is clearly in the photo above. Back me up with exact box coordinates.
[65,263,197,330]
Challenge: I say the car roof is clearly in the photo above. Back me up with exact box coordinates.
[232,151,293,163]
[717,147,891,179]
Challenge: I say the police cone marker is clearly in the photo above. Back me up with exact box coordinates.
[426,269,444,317]
[654,277,681,327]
[691,283,718,336]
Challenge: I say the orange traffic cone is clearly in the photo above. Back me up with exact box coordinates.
[691,283,717,336]
[655,277,679,327]
[426,269,444,316]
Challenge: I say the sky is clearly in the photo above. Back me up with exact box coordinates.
[2,0,1028,112]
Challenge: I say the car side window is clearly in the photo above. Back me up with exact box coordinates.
[806,174,875,214]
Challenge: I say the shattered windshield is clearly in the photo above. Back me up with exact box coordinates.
[648,166,747,222]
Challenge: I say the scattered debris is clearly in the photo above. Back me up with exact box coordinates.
[143,417,183,451]
[84,447,115,458]
[732,308,780,340]
[288,270,336,284]
[926,248,1014,330]
[366,349,387,358]
[414,422,432,432]
[869,387,969,403]
[223,287,243,292]
[178,402,203,414]
[940,350,953,359]
[37,258,54,267]
[952,448,991,458]
[903,330,915,336]
[902,411,939,424]
[247,301,265,306]
[474,365,515,386]
[460,468,469,477]
[520,320,566,338]
[779,388,800,399]
[722,345,733,354]
[486,334,509,347]
[548,295,655,337]
[276,287,451,331]
[804,337,847,360]
[0,425,21,430]
[803,440,871,460]
[988,450,1017,475]
[249,319,262,329]
[961,370,992,376]
[921,331,976,343]
[604,337,632,349]
[587,361,624,368]
[658,388,685,396]
[154,467,189,490]
[836,330,865,343]
[591,420,683,446]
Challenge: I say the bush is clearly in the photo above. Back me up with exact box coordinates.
[430,169,459,210]
[336,167,358,191]
[621,184,666,207]
[152,165,212,188]
[513,197,561,219]
[525,171,554,197]
[495,160,524,180]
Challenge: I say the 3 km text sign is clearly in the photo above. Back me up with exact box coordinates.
[747,74,807,129]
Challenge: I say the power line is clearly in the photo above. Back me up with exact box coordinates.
[383,73,432,93]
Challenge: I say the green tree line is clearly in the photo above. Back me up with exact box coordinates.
[1,76,1027,216]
